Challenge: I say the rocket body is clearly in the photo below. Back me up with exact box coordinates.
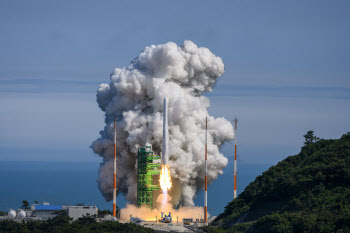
[162,98,169,165]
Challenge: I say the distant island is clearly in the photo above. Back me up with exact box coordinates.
[206,131,350,233]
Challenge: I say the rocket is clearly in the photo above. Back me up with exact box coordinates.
[160,97,172,194]
[162,97,169,165]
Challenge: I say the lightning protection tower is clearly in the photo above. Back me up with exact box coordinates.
[233,117,238,199]
[137,146,161,208]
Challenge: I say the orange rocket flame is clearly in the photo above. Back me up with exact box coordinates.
[160,165,172,193]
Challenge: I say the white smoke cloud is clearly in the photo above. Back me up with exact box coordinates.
[120,194,206,222]
[91,40,234,207]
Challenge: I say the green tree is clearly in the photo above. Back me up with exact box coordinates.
[21,200,30,210]
[98,209,113,218]
[0,211,156,232]
[74,213,97,225]
[303,130,320,145]
[212,133,350,233]
[48,210,72,225]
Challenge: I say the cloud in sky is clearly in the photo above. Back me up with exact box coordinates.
[0,79,100,93]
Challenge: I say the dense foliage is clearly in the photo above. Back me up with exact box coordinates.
[21,200,30,210]
[0,211,155,233]
[208,132,350,233]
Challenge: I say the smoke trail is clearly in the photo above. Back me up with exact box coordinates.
[120,194,206,222]
[91,41,234,207]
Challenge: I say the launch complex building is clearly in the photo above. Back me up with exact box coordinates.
[136,146,161,208]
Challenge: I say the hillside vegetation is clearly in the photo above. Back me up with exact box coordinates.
[0,212,155,233]
[207,132,350,233]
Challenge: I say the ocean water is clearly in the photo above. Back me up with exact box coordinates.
[0,161,271,216]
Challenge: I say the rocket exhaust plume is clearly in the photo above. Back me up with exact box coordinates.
[91,41,234,207]
[120,195,205,222]
[160,165,172,193]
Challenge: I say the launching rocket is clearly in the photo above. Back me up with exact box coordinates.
[162,97,169,165]
[160,97,172,194]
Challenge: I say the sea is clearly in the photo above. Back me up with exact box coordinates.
[0,161,272,217]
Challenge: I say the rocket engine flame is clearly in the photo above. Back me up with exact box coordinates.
[160,165,172,193]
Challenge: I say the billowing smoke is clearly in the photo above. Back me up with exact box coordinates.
[120,194,205,222]
[91,40,234,207]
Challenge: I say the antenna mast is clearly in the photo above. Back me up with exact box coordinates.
[113,117,117,217]
[204,117,208,223]
[233,117,238,199]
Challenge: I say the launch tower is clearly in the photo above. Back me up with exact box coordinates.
[137,146,161,208]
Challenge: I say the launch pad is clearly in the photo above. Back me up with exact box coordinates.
[137,146,161,208]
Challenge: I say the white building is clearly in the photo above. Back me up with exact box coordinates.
[67,206,98,221]
[32,203,63,220]
[26,203,98,221]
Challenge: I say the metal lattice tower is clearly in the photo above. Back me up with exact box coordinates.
[137,146,161,208]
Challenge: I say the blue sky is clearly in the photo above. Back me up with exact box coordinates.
[0,0,349,164]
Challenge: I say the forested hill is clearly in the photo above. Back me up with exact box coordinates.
[209,132,350,233]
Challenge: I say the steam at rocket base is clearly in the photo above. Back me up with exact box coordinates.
[160,98,172,197]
